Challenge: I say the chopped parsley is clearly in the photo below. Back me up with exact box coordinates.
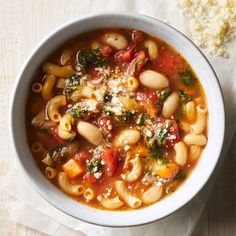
[150,148,162,159]
[64,74,81,94]
[86,158,103,174]
[155,128,169,146]
[159,87,170,102]
[158,156,169,165]
[179,69,195,87]
[178,89,191,104]
[103,93,112,103]
[78,49,109,71]
[150,148,169,165]
[156,87,170,107]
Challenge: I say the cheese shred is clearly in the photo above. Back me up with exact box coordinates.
[179,0,236,57]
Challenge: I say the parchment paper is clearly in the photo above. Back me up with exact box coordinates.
[5,0,236,235]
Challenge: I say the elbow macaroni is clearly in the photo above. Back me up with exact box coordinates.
[42,75,56,100]
[185,101,196,122]
[42,62,75,78]
[191,105,207,134]
[115,180,142,208]
[101,196,124,209]
[58,172,85,196]
[84,188,95,201]
[125,156,142,182]
[47,95,66,122]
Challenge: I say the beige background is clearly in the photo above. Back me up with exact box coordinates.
[1,0,236,235]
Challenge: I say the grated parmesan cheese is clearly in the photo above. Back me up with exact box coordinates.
[179,0,236,57]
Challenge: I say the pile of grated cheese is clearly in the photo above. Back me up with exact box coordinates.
[179,0,236,57]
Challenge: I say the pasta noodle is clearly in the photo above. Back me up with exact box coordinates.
[42,75,56,100]
[58,172,85,196]
[45,167,57,179]
[125,156,142,182]
[32,82,42,93]
[115,180,142,208]
[185,101,196,122]
[191,105,207,134]
[101,196,124,209]
[42,62,75,77]
[46,95,66,122]
[84,188,95,201]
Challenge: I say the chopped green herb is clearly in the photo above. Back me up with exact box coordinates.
[156,87,170,107]
[123,111,135,123]
[159,87,170,102]
[70,106,88,118]
[155,101,162,107]
[64,74,81,94]
[150,148,162,159]
[86,158,102,174]
[136,113,145,126]
[103,93,112,103]
[156,128,169,146]
[158,156,169,165]
[60,153,68,162]
[179,69,195,87]
[178,89,191,104]
[78,49,109,71]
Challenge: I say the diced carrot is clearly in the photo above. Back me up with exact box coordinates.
[156,163,179,179]
[62,159,85,178]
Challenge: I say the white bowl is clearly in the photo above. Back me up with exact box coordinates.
[9,13,225,227]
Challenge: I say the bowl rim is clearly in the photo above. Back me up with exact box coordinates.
[9,12,225,227]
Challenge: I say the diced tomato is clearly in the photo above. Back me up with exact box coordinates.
[74,151,91,163]
[101,46,112,57]
[156,48,184,78]
[127,50,146,77]
[49,127,67,146]
[114,45,135,63]
[132,30,143,44]
[141,88,159,104]
[137,90,159,117]
[102,148,118,177]
[165,119,180,148]
[88,68,100,78]
[83,172,98,183]
[98,116,113,134]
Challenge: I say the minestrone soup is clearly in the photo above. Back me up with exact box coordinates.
[26,28,208,210]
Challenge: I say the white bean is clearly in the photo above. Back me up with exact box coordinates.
[139,70,169,90]
[174,141,188,166]
[162,92,179,118]
[143,40,158,61]
[114,129,140,147]
[77,121,103,145]
[103,32,128,50]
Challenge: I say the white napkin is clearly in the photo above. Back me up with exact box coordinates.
[5,0,236,235]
